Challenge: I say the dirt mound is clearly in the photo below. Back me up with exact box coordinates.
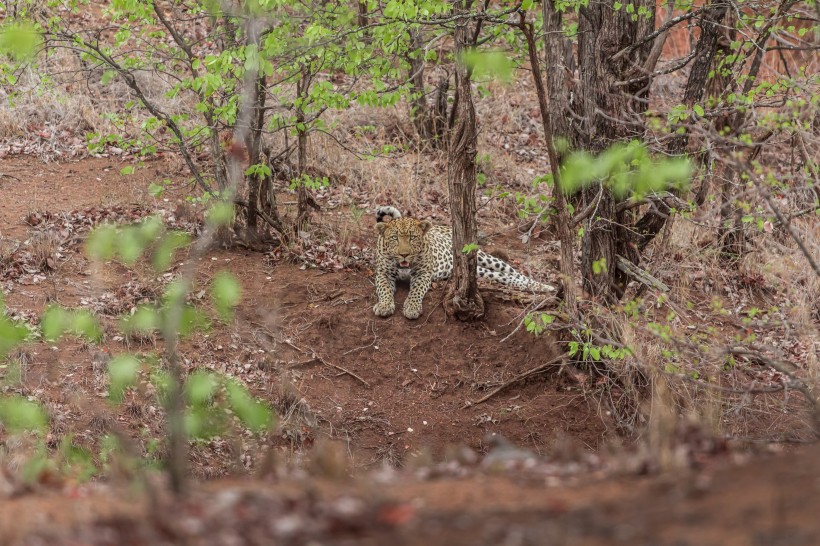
[248,262,604,463]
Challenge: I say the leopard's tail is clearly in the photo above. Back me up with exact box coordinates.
[375,205,402,223]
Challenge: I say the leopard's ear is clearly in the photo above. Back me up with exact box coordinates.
[419,220,432,234]
[376,222,388,234]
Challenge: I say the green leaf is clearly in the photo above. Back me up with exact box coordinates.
[0,314,29,357]
[41,306,101,343]
[589,346,601,360]
[148,182,165,198]
[152,231,191,272]
[178,305,209,337]
[693,104,705,117]
[41,305,68,342]
[226,379,273,433]
[72,310,103,342]
[120,165,135,175]
[119,305,159,334]
[108,354,141,403]
[186,371,218,405]
[85,225,118,261]
[539,313,555,325]
[206,201,234,227]
[461,50,514,84]
[211,272,241,322]
[116,227,145,264]
[0,396,48,433]
[0,22,41,60]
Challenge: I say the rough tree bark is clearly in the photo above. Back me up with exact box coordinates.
[244,72,265,238]
[408,30,449,148]
[444,0,484,321]
[408,30,433,142]
[295,69,312,232]
[576,0,655,303]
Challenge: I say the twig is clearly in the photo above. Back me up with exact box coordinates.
[616,255,669,292]
[342,321,378,355]
[727,347,820,433]
[462,355,564,408]
[282,338,370,388]
[755,178,820,279]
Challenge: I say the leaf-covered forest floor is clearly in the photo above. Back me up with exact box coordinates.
[0,150,817,544]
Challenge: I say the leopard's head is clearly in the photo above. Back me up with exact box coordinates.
[376,217,432,268]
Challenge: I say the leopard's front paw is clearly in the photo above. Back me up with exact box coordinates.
[403,302,422,320]
[373,301,395,317]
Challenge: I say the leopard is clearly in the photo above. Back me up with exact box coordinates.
[372,206,555,320]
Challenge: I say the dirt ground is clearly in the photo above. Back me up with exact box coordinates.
[1,155,819,544]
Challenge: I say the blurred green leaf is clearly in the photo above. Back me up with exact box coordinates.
[41,305,67,342]
[226,379,273,433]
[210,272,241,322]
[461,49,514,84]
[0,22,41,60]
[0,315,29,357]
[206,201,234,227]
[186,370,218,405]
[152,231,191,272]
[0,395,48,433]
[108,354,141,403]
[85,225,118,261]
[120,305,160,334]
[178,304,209,337]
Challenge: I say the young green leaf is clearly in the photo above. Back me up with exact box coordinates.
[0,395,48,433]
[108,354,141,403]
[211,272,241,322]
[225,379,273,433]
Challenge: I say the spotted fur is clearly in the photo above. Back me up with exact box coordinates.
[373,206,555,320]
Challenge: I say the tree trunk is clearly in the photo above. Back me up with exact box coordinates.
[408,30,433,142]
[520,10,576,314]
[244,72,266,239]
[444,0,484,321]
[635,1,731,251]
[407,29,449,149]
[576,0,655,302]
[295,70,312,232]
[357,1,368,28]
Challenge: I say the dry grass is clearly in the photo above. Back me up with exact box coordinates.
[27,230,59,272]
[607,204,820,446]
[274,381,318,449]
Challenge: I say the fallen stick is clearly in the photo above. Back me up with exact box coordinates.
[283,338,371,388]
[616,255,669,292]
[463,355,564,408]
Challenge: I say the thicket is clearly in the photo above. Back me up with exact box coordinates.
[0,0,817,486]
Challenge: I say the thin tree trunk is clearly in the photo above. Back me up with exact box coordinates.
[519,11,576,314]
[445,0,484,321]
[408,30,433,143]
[635,1,731,250]
[296,69,311,232]
[717,0,797,256]
[244,72,265,238]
